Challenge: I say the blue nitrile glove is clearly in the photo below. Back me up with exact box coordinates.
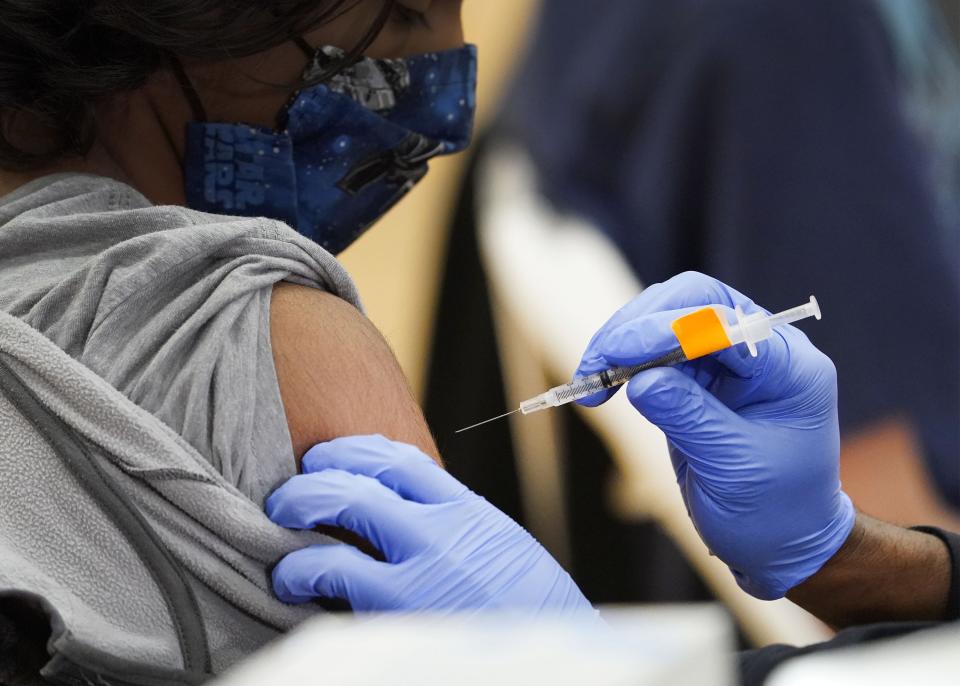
[267,434,595,614]
[575,272,856,600]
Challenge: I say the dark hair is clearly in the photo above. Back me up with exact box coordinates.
[0,0,392,170]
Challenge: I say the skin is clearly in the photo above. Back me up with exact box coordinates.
[0,0,954,634]
[4,0,952,535]
[0,0,465,201]
[0,0,463,460]
[0,0,461,551]
[798,420,960,627]
[270,283,441,553]
[269,283,439,464]
[789,513,954,628]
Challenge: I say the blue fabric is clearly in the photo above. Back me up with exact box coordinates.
[500,0,960,506]
[185,44,477,254]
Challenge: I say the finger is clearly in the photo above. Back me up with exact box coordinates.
[272,544,390,607]
[574,272,756,402]
[668,446,693,519]
[572,279,702,385]
[302,435,468,504]
[599,305,780,380]
[266,470,426,561]
[624,366,749,471]
[597,307,702,364]
[668,445,689,490]
[724,326,836,414]
[574,307,700,407]
[570,369,620,407]
[587,272,750,346]
[572,326,628,407]
[572,291,667,402]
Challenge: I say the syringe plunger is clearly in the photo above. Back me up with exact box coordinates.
[457,295,823,431]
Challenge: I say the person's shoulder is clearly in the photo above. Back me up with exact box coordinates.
[269,282,439,464]
[0,169,359,351]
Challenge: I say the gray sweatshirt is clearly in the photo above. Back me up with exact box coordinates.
[0,174,361,682]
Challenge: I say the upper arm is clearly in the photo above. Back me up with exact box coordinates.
[269,282,440,466]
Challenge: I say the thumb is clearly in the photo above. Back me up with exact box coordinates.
[624,366,747,467]
[272,544,390,608]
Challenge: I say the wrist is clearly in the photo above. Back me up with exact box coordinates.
[786,513,953,628]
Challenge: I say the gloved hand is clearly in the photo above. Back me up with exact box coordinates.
[575,271,855,600]
[267,434,595,614]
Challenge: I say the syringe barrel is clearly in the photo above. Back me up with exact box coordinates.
[517,299,820,418]
[553,365,653,405]
[553,375,607,404]
[542,348,688,408]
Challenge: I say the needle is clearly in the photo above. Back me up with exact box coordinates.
[453,297,823,437]
[455,409,520,434]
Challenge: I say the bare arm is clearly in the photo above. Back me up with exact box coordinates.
[787,513,954,628]
[269,282,439,465]
[269,283,443,553]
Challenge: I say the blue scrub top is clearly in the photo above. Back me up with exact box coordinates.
[499,0,960,505]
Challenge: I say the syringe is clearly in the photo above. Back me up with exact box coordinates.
[455,296,821,433]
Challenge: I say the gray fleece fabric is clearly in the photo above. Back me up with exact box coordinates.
[0,175,363,681]
[0,174,361,504]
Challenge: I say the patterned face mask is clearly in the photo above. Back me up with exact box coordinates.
[183,43,478,254]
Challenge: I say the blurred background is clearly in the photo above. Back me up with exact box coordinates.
[339,0,960,648]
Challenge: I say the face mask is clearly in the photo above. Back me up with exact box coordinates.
[183,43,478,254]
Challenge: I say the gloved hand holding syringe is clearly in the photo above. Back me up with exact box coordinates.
[456,296,822,433]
